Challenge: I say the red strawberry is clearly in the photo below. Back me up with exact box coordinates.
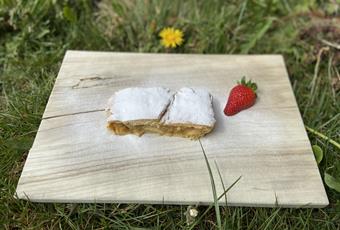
[224,77,257,116]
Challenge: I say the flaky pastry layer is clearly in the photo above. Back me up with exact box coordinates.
[108,120,213,140]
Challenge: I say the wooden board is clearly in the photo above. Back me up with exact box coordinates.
[16,51,328,207]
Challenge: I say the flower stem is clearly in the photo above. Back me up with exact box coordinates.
[305,126,340,149]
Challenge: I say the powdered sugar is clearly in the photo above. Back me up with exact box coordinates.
[162,87,216,126]
[107,87,173,122]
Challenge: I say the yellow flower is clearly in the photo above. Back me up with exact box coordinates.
[159,27,184,48]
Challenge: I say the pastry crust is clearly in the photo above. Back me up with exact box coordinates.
[106,87,215,139]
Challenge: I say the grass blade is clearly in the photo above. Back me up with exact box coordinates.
[198,139,221,229]
[188,175,242,230]
[190,140,241,230]
[237,0,248,27]
[214,161,227,206]
[305,126,340,149]
[241,17,274,53]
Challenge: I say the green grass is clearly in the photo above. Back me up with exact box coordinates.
[1,0,340,229]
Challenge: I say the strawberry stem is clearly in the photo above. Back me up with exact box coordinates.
[237,76,257,93]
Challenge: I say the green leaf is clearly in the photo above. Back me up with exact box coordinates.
[324,172,340,192]
[63,6,76,23]
[312,145,323,164]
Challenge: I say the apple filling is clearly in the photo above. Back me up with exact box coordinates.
[108,121,213,140]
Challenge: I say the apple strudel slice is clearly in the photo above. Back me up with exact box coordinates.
[106,87,173,136]
[161,87,216,139]
[106,87,216,139]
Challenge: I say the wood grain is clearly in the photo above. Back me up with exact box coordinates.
[16,51,328,207]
